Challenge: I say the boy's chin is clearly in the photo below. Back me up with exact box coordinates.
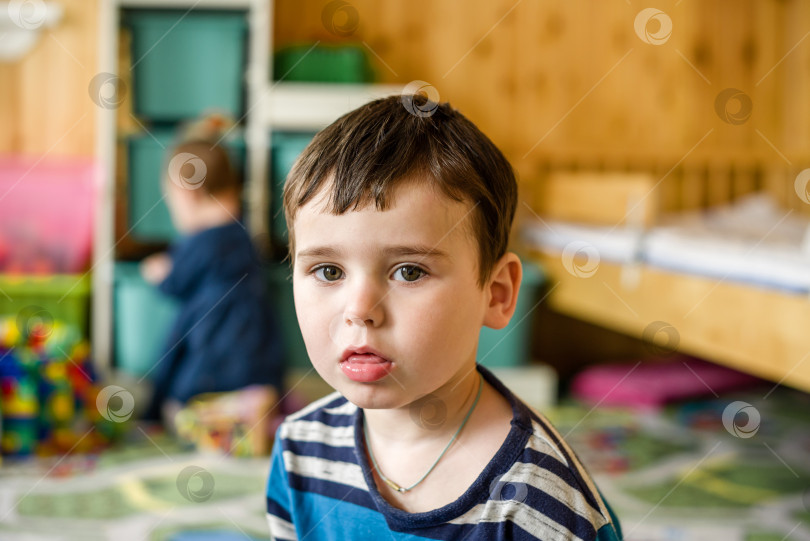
[337,383,407,411]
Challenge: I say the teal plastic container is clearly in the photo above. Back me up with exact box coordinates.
[270,132,315,244]
[128,129,178,242]
[114,262,180,377]
[115,261,310,376]
[265,262,310,370]
[124,10,247,120]
[127,130,246,243]
[477,261,545,368]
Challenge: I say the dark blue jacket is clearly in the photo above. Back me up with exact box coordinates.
[146,222,284,419]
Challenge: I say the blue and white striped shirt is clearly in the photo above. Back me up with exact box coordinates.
[266,365,622,540]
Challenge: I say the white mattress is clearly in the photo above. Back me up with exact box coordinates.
[522,220,642,264]
[643,194,810,293]
[522,194,810,293]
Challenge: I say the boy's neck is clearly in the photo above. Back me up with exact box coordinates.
[363,366,483,445]
[359,366,514,511]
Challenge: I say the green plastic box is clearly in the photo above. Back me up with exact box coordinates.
[114,262,179,377]
[0,274,91,337]
[274,44,374,83]
[127,130,247,243]
[124,10,247,120]
[270,132,315,244]
[477,261,545,368]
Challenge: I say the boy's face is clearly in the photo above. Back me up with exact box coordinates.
[292,180,490,410]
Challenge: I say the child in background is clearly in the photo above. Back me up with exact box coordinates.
[141,115,284,428]
[265,96,622,540]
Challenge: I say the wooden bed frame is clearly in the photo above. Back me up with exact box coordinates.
[525,165,810,393]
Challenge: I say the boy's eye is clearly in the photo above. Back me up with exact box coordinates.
[315,266,343,281]
[394,265,426,282]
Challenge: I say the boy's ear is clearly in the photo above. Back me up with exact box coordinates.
[482,252,523,330]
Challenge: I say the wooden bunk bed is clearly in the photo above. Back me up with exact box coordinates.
[523,159,810,393]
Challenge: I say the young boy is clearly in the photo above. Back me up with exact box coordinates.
[266,96,622,540]
[141,116,284,424]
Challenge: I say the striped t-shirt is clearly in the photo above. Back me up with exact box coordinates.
[266,365,622,540]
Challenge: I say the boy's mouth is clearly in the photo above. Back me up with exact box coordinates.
[340,347,393,383]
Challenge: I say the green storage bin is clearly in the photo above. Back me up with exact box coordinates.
[270,132,315,244]
[274,44,374,83]
[0,274,90,337]
[128,129,179,242]
[266,262,310,370]
[477,261,544,368]
[124,10,247,120]
[128,130,247,243]
[116,261,302,377]
[114,262,180,377]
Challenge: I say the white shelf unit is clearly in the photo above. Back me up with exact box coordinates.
[93,0,403,377]
[268,82,402,130]
[94,0,269,378]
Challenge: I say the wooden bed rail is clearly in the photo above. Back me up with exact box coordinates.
[523,153,810,393]
[526,152,810,219]
[533,172,658,227]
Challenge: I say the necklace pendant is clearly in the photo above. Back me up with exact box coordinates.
[383,477,405,493]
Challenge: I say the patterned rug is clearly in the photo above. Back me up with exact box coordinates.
[551,384,810,541]
[1,383,808,540]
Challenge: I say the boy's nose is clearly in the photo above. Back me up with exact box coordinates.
[342,278,385,329]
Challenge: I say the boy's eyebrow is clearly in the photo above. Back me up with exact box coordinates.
[382,245,450,259]
[296,246,340,259]
[296,245,450,260]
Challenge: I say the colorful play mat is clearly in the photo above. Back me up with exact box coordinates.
[551,384,810,540]
[1,383,809,540]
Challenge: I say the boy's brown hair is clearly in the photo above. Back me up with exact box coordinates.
[283,94,517,286]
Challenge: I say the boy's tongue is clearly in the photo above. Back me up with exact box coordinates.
[341,353,392,383]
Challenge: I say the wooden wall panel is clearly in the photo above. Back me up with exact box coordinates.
[782,0,810,160]
[1,0,99,157]
[2,0,808,192]
[274,0,802,192]
[0,63,19,151]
